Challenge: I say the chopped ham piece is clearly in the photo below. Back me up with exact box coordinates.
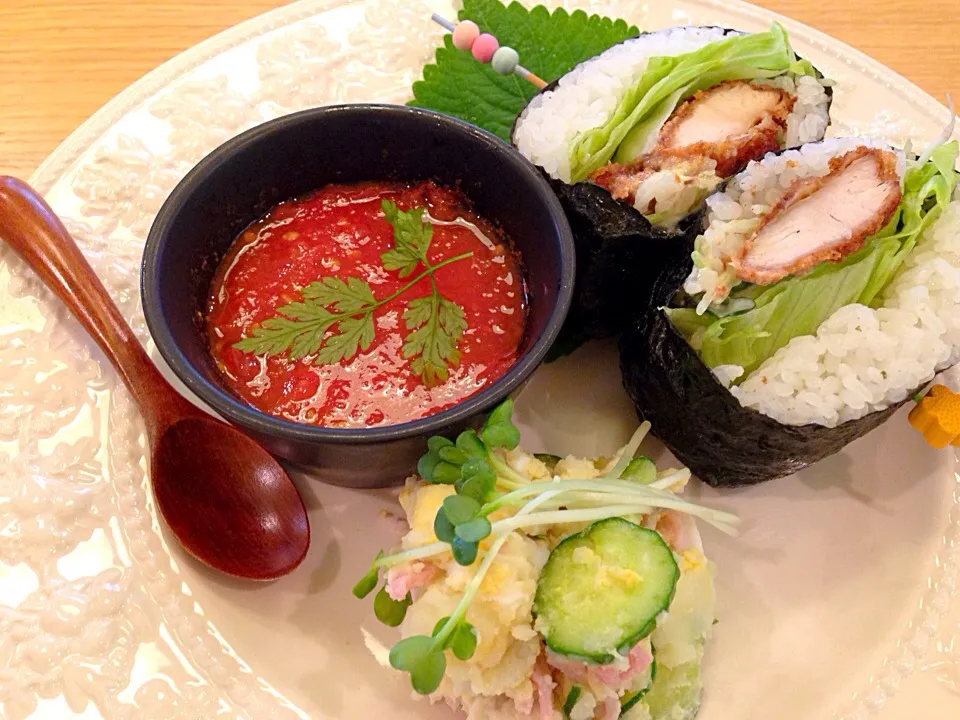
[547,643,653,690]
[732,147,902,284]
[532,654,558,720]
[385,561,440,601]
[595,696,621,720]
[655,510,688,552]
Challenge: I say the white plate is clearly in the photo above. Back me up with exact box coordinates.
[3,0,960,718]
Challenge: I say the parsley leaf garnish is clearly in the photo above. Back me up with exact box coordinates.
[233,200,473,386]
[380,203,432,277]
[302,277,377,313]
[410,0,639,141]
[403,295,468,386]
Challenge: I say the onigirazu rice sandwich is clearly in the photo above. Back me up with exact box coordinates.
[514,22,831,228]
[621,131,960,486]
[509,22,832,353]
[354,400,737,720]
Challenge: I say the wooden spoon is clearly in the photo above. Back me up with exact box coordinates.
[0,177,309,580]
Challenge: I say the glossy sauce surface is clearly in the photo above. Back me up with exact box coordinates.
[205,181,527,428]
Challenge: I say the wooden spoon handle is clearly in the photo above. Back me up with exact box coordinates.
[0,176,177,426]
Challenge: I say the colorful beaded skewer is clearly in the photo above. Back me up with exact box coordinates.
[430,14,548,89]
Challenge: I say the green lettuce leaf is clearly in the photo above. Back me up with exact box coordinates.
[668,141,959,377]
[615,85,692,166]
[570,22,805,182]
[410,0,638,142]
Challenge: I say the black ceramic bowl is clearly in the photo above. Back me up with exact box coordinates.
[142,104,575,489]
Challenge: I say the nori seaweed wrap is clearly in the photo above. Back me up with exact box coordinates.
[621,136,960,486]
[511,23,832,354]
[539,181,703,355]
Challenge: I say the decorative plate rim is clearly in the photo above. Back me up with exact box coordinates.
[11,1,959,719]
[28,0,955,193]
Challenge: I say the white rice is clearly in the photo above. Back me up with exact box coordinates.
[727,198,960,427]
[684,137,906,310]
[760,73,832,149]
[515,27,728,182]
[632,159,722,227]
[513,26,831,187]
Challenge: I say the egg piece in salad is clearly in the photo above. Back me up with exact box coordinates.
[353,400,737,720]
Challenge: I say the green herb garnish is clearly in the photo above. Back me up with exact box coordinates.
[619,658,655,715]
[562,685,582,718]
[234,200,472,386]
[355,399,740,696]
[374,586,412,627]
[410,0,638,142]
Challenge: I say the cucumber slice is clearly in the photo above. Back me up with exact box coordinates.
[533,518,680,663]
[620,658,656,715]
[534,453,562,473]
[622,456,657,484]
[562,685,582,718]
[640,657,702,719]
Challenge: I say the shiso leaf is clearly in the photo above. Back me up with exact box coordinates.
[410,0,638,141]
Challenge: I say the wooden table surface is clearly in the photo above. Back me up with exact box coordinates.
[2,0,957,179]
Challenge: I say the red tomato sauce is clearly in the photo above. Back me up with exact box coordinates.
[205,181,527,428]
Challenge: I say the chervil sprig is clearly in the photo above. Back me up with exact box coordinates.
[234,200,473,385]
[354,399,740,696]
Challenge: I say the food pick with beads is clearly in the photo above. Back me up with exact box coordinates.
[430,14,547,89]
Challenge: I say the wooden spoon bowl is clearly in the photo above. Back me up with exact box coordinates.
[0,176,309,580]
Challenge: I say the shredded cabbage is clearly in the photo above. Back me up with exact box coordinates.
[667,141,960,377]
